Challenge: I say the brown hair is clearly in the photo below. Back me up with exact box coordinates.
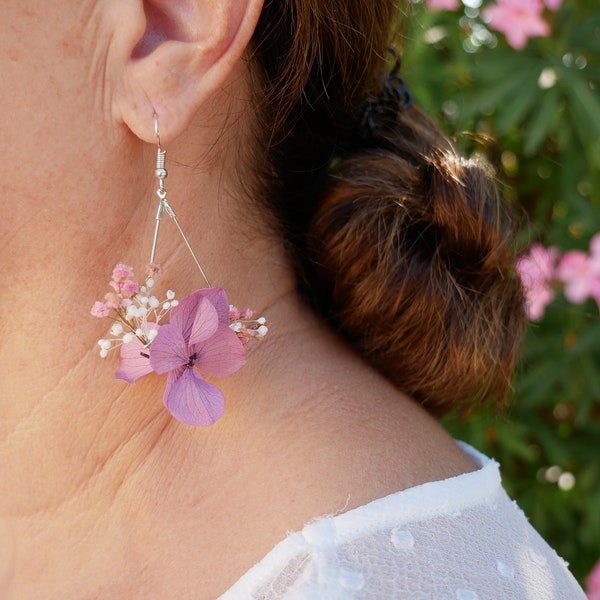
[250,0,526,416]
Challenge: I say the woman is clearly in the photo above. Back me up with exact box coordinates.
[0,0,585,598]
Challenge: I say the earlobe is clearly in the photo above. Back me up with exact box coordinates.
[112,0,264,144]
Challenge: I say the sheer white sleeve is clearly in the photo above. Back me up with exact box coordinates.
[218,443,586,600]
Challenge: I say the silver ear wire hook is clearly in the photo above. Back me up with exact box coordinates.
[154,114,161,147]
[149,114,211,287]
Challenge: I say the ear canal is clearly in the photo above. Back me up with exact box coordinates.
[132,2,205,60]
[131,4,169,59]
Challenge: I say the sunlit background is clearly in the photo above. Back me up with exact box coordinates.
[400,0,600,592]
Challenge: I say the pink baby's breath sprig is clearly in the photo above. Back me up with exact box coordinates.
[91,263,178,357]
[229,305,269,345]
[91,263,268,426]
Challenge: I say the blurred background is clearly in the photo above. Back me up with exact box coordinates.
[399,0,600,590]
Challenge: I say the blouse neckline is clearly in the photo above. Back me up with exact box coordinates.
[218,441,500,598]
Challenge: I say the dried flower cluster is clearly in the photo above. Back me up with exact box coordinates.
[91,264,268,425]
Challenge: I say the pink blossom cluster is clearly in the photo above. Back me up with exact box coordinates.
[90,263,178,359]
[483,0,562,50]
[229,305,269,345]
[516,234,600,320]
[91,263,140,318]
[587,559,600,600]
[423,0,563,50]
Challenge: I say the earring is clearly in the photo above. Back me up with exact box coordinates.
[90,115,268,426]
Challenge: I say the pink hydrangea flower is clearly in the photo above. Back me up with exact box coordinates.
[425,0,460,10]
[148,288,246,426]
[483,0,550,50]
[116,333,156,384]
[516,244,558,320]
[587,559,600,600]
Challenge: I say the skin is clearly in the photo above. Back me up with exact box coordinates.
[1,1,475,598]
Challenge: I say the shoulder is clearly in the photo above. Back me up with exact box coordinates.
[219,445,586,599]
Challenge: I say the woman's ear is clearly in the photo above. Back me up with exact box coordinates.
[111,0,264,144]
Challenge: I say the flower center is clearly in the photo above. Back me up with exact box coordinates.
[186,352,197,368]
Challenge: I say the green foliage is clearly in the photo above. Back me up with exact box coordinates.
[400,0,600,584]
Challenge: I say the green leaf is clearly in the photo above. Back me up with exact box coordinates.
[457,67,533,120]
[560,67,600,138]
[524,87,560,155]
[495,75,539,134]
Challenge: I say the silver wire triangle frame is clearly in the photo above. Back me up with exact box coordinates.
[149,116,211,288]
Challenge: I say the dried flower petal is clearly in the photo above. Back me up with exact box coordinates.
[149,289,246,425]
[116,336,153,383]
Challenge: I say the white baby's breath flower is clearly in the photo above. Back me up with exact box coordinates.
[110,323,123,336]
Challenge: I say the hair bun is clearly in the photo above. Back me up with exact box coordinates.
[308,109,526,415]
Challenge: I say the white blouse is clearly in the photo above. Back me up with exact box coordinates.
[218,443,585,599]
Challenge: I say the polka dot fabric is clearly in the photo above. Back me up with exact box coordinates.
[218,443,586,599]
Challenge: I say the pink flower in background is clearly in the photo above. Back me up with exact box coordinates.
[148,288,246,426]
[556,251,600,303]
[425,0,460,10]
[556,235,600,310]
[587,559,600,600]
[590,233,600,264]
[516,244,558,320]
[544,0,563,10]
[589,235,600,308]
[483,0,550,49]
[517,236,600,319]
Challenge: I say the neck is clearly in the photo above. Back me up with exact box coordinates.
[1,81,472,599]
[0,240,310,596]
[0,285,365,597]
